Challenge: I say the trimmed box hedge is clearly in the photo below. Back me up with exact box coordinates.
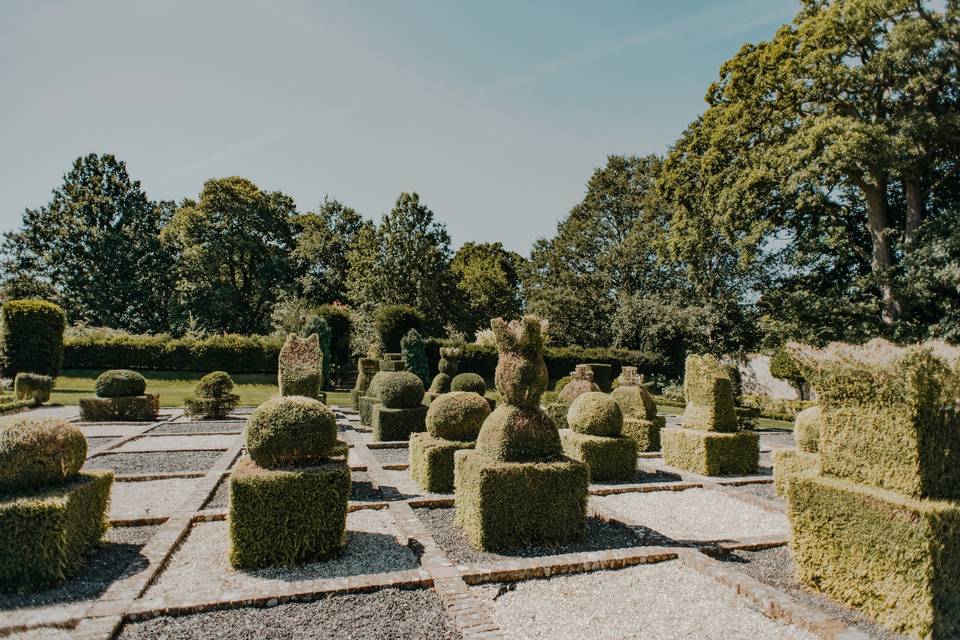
[793,405,820,453]
[788,472,960,639]
[13,373,53,404]
[372,404,428,441]
[79,395,159,422]
[453,450,588,551]
[358,396,379,427]
[772,449,819,496]
[661,427,759,476]
[621,416,664,452]
[0,299,66,379]
[409,433,475,493]
[228,457,350,569]
[560,430,637,482]
[0,471,113,592]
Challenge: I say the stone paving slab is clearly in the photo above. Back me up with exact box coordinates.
[110,478,203,521]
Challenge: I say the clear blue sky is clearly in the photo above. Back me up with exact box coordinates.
[0,0,798,254]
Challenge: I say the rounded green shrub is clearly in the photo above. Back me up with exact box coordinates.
[378,371,425,409]
[0,299,66,378]
[426,391,491,441]
[196,371,234,397]
[0,418,86,492]
[611,385,656,420]
[451,372,486,395]
[245,396,338,468]
[95,369,146,398]
[366,371,391,399]
[428,373,451,395]
[373,305,424,352]
[14,372,54,404]
[474,404,562,462]
[567,392,623,437]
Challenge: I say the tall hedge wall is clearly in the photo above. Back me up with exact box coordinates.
[0,300,66,378]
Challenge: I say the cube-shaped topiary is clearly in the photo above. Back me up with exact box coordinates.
[351,358,380,411]
[0,419,86,492]
[245,396,341,467]
[278,334,323,399]
[560,430,636,482]
[79,395,159,422]
[772,449,819,496]
[13,372,53,404]
[184,371,240,419]
[410,433,476,493]
[409,392,490,492]
[621,416,664,452]
[372,404,428,441]
[661,427,759,476]
[0,299,66,379]
[566,392,623,437]
[358,371,390,426]
[95,370,146,398]
[681,355,738,432]
[793,405,820,453]
[788,472,960,639]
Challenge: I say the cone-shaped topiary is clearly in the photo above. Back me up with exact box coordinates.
[558,365,599,403]
[245,396,339,467]
[0,419,86,493]
[427,392,491,441]
[185,371,240,419]
[278,334,323,399]
[451,372,486,395]
[378,371,425,409]
[95,369,146,398]
[567,392,623,437]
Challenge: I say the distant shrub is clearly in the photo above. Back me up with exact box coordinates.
[770,347,806,399]
[0,299,66,378]
[451,372,486,395]
[14,373,53,404]
[401,329,430,387]
[373,305,424,352]
[185,371,240,419]
[316,304,353,383]
[94,370,146,398]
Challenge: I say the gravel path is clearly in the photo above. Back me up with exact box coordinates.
[591,468,682,486]
[728,482,781,503]
[79,424,145,437]
[84,436,119,451]
[595,488,789,542]
[204,477,230,510]
[0,526,155,613]
[350,472,383,502]
[117,587,460,640]
[370,447,410,465]
[111,478,201,520]
[476,561,816,640]
[84,451,222,474]
[376,469,421,498]
[417,508,646,564]
[759,431,795,450]
[145,509,419,601]
[115,434,237,452]
[148,421,243,435]
[719,547,907,640]
[5,626,75,639]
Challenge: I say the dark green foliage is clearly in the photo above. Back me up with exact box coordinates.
[450,372,486,395]
[583,364,612,392]
[94,369,146,398]
[245,397,338,468]
[195,370,234,396]
[0,419,86,493]
[451,242,525,336]
[351,358,380,411]
[622,417,664,452]
[14,372,53,403]
[228,457,349,569]
[400,329,430,387]
[788,473,960,639]
[543,402,569,430]
[79,395,159,421]
[770,348,806,399]
[426,392,490,441]
[409,433,475,493]
[301,315,332,390]
[374,305,425,352]
[474,405,562,462]
[0,299,66,378]
[428,373,451,395]
[661,427,759,476]
[377,371,425,409]
[0,471,112,592]
[184,371,239,419]
[772,450,818,496]
[560,430,637,482]
[372,404,428,441]
[292,198,363,311]
[454,451,589,551]
[379,357,407,372]
[315,305,353,383]
[566,392,623,437]
[358,396,379,427]
[725,364,743,406]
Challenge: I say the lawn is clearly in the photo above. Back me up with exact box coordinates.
[51,369,352,408]
[655,401,794,431]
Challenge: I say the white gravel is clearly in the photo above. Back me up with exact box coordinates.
[595,488,789,542]
[110,478,201,520]
[79,424,144,437]
[5,627,75,639]
[114,434,238,452]
[476,561,816,640]
[146,509,420,601]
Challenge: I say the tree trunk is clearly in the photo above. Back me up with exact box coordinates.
[904,178,924,252]
[862,178,902,325]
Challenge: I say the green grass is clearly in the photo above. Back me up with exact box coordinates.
[50,369,352,408]
[655,401,793,431]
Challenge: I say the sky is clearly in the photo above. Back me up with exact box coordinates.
[0,0,799,254]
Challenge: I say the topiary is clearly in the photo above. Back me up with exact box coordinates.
[426,391,490,441]
[491,316,548,409]
[438,347,461,376]
[95,369,146,398]
[611,384,657,421]
[451,372,486,395]
[770,347,807,400]
[195,371,234,396]
[245,396,339,468]
[316,304,353,384]
[0,299,66,378]
[377,371,425,409]
[13,372,53,404]
[302,315,332,390]
[558,365,599,403]
[428,373,451,395]
[0,418,86,492]
[567,392,623,437]
[401,329,430,387]
[185,371,240,419]
[373,305,425,352]
[278,334,322,398]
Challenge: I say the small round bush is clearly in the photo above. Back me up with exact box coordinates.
[196,371,234,397]
[366,372,391,399]
[95,369,146,398]
[426,391,491,441]
[245,396,337,468]
[451,372,486,396]
[567,392,623,437]
[0,418,86,492]
[611,385,656,420]
[378,371,425,409]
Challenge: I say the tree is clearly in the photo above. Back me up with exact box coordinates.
[0,154,175,332]
[292,198,364,304]
[451,242,524,335]
[162,177,297,334]
[769,347,807,400]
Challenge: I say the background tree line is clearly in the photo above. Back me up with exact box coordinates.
[3,0,957,368]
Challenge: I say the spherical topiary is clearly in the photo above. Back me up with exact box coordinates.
[428,373,451,395]
[245,396,338,467]
[95,369,147,398]
[366,372,391,399]
[196,371,234,397]
[474,404,563,462]
[426,391,491,441]
[377,371,425,409]
[451,372,486,396]
[0,418,86,492]
[611,385,656,420]
[567,392,623,437]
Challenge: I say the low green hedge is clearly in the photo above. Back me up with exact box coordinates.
[0,419,86,493]
[661,427,759,476]
[14,373,53,404]
[788,473,960,639]
[560,430,636,482]
[372,405,427,441]
[454,450,588,551]
[228,457,349,569]
[0,397,38,416]
[0,299,66,379]
[409,433,475,493]
[358,396,379,427]
[772,450,819,496]
[622,416,664,452]
[0,471,112,592]
[79,395,159,421]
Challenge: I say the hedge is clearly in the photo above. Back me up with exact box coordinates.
[622,416,664,452]
[79,395,159,421]
[372,404,427,441]
[95,369,146,398]
[772,449,819,496]
[560,430,637,482]
[409,433,475,493]
[14,373,53,404]
[0,418,86,493]
[0,299,66,379]
[373,305,424,352]
[661,427,759,476]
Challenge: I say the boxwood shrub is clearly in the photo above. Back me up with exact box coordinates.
[0,418,86,493]
[13,373,53,404]
[79,395,159,421]
[560,430,637,482]
[372,404,428,441]
[409,433,475,493]
[0,299,66,378]
[245,397,338,467]
[95,369,146,398]
[661,427,759,476]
